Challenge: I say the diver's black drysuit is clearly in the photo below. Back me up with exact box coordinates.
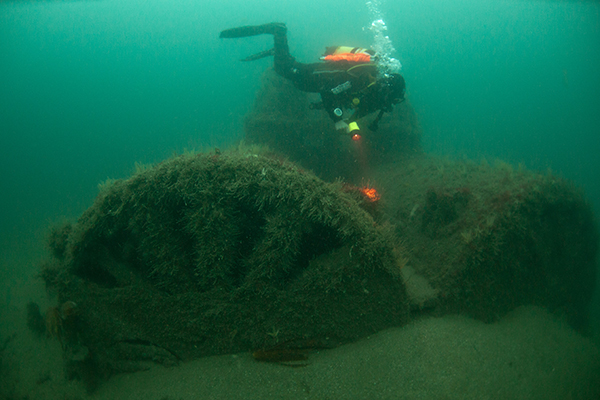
[220,23,405,133]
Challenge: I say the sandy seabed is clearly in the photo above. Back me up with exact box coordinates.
[90,306,600,400]
[2,270,599,400]
[1,226,598,400]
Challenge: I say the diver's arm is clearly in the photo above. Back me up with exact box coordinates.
[319,92,356,133]
[320,92,344,121]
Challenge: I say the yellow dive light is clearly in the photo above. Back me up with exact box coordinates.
[348,122,361,141]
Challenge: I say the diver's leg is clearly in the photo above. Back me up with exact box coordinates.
[220,23,296,79]
[219,22,287,39]
[271,26,296,79]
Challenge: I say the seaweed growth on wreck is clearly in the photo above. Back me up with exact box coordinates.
[33,65,599,392]
[40,146,410,380]
[374,154,598,332]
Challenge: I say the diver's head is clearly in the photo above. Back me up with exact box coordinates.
[380,73,405,105]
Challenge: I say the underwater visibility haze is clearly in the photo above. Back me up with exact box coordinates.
[1,0,599,398]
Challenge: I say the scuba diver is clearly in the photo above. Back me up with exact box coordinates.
[220,22,405,141]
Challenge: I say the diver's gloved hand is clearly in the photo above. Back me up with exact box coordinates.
[334,121,350,133]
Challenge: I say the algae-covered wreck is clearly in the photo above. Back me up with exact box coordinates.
[36,68,597,390]
[41,148,410,381]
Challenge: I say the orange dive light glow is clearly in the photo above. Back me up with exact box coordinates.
[360,186,381,202]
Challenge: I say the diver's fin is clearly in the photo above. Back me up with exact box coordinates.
[241,48,275,62]
[220,23,287,39]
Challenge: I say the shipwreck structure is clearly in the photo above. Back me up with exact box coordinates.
[38,68,597,386]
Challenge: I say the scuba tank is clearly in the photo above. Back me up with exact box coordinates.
[321,46,374,63]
